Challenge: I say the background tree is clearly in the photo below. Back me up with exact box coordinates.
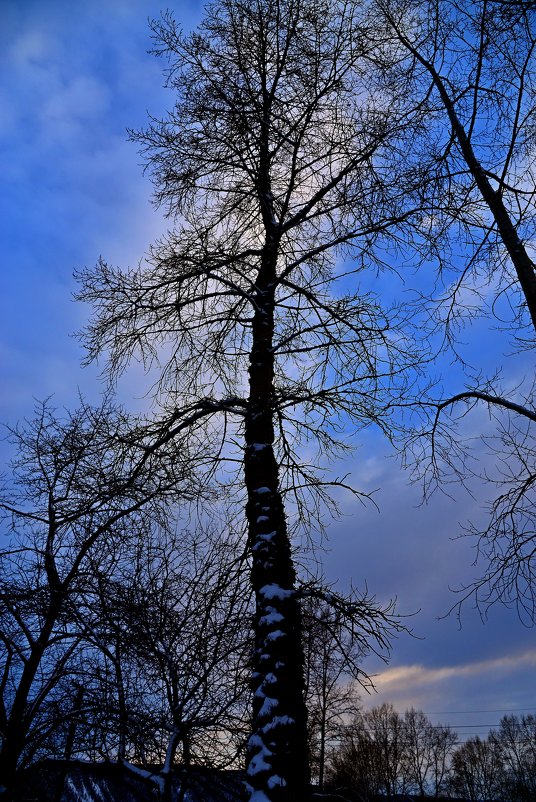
[366,0,536,623]
[491,713,536,801]
[402,707,456,798]
[326,705,457,800]
[450,735,505,802]
[0,399,201,800]
[427,718,457,799]
[373,0,536,332]
[447,714,536,801]
[327,703,409,798]
[113,529,248,795]
[325,715,383,800]
[366,703,409,798]
[76,1,418,798]
[302,595,366,790]
[70,522,252,801]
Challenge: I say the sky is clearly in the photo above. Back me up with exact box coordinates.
[1,0,534,745]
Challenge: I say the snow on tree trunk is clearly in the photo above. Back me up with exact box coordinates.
[243,247,310,801]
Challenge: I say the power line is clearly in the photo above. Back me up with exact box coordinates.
[427,707,535,715]
[433,724,502,728]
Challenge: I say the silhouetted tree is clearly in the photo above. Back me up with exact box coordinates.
[76,1,417,798]
[450,735,505,801]
[302,596,363,790]
[328,703,409,798]
[79,525,252,802]
[327,705,457,800]
[0,399,201,800]
[326,723,383,800]
[491,713,536,801]
[368,0,536,624]
[402,707,456,797]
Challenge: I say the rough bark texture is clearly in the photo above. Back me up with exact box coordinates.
[243,241,310,800]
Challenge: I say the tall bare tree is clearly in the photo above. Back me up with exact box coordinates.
[76,0,418,797]
[327,703,409,798]
[491,713,536,800]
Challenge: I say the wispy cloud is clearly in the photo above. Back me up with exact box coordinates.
[374,649,536,694]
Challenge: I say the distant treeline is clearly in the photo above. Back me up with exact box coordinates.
[325,703,536,802]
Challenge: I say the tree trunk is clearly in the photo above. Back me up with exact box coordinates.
[114,644,127,764]
[318,703,326,791]
[243,241,310,801]
[0,601,61,802]
[161,730,180,802]
[53,685,85,802]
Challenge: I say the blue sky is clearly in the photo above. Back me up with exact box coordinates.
[1,0,534,741]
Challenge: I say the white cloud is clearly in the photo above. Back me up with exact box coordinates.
[9,28,49,67]
[358,649,536,721]
[374,649,536,695]
[41,74,111,128]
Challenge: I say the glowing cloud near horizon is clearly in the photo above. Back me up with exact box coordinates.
[373,649,536,694]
